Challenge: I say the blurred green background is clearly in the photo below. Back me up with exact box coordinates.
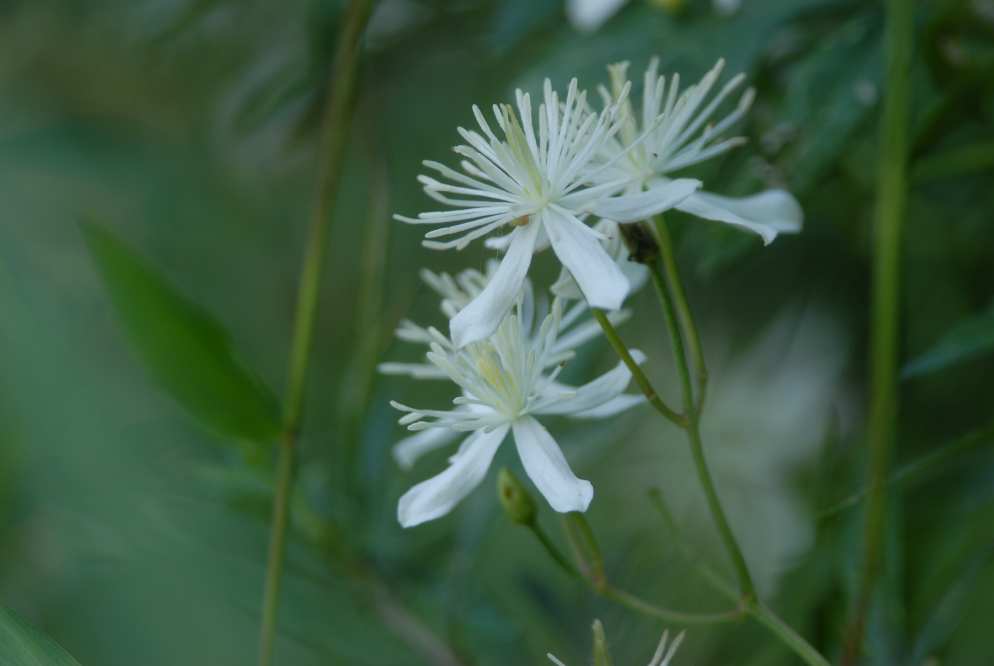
[2,0,994,664]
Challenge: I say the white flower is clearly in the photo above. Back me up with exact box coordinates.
[397,78,700,348]
[548,627,685,666]
[388,287,646,527]
[597,58,803,244]
[380,264,639,471]
[551,219,649,302]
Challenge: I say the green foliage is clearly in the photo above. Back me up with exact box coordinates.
[81,222,281,454]
[2,0,994,664]
[903,303,994,378]
[0,607,81,666]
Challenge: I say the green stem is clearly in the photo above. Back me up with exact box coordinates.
[647,489,736,597]
[749,603,831,666]
[529,521,581,579]
[646,255,695,414]
[557,512,741,626]
[645,252,757,601]
[650,489,830,666]
[651,216,708,409]
[591,309,686,427]
[258,1,373,664]
[685,419,757,601]
[562,512,606,587]
[258,431,295,666]
[600,585,743,626]
[844,0,913,661]
[632,223,830,662]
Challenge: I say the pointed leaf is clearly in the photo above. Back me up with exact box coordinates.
[82,222,281,448]
[0,606,81,666]
[903,303,994,379]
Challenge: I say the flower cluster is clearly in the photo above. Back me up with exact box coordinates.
[384,58,801,528]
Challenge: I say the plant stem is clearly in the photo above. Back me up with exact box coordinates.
[684,419,756,601]
[651,216,708,408]
[749,603,831,666]
[555,512,741,626]
[258,431,295,666]
[646,255,696,413]
[645,253,757,601]
[591,309,686,427]
[258,1,373,664]
[600,585,743,626]
[844,0,913,660]
[529,521,581,579]
[647,489,735,596]
[650,489,830,666]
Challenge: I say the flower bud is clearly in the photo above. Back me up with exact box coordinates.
[497,468,536,526]
[592,620,613,666]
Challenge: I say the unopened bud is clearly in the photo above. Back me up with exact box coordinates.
[592,619,613,666]
[497,468,536,526]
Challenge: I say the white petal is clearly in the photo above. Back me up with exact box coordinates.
[591,178,701,223]
[512,416,593,513]
[569,393,645,418]
[392,428,460,470]
[397,424,509,528]
[676,188,803,245]
[549,265,583,300]
[536,352,645,416]
[544,207,629,311]
[566,0,628,32]
[450,222,540,348]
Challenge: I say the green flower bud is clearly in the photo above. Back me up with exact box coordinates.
[592,619,613,666]
[497,468,536,526]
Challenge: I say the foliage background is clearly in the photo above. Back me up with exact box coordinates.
[2,0,993,664]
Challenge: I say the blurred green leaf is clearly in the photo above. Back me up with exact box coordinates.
[81,222,281,451]
[910,542,994,663]
[777,17,883,194]
[0,607,81,666]
[903,303,994,378]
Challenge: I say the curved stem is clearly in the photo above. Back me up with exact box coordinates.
[647,489,736,598]
[258,1,373,664]
[650,489,829,666]
[651,216,708,409]
[645,254,757,601]
[646,255,695,414]
[632,223,831,663]
[600,585,743,626]
[554,510,741,627]
[685,419,757,601]
[749,603,831,666]
[591,309,686,427]
[530,521,581,579]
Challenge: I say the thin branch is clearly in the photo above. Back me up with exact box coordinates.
[591,309,686,427]
[258,1,374,664]
[843,0,914,660]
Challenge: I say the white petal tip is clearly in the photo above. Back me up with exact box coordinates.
[552,480,594,514]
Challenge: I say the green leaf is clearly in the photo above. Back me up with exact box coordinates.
[903,303,994,378]
[0,606,81,666]
[81,222,281,449]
